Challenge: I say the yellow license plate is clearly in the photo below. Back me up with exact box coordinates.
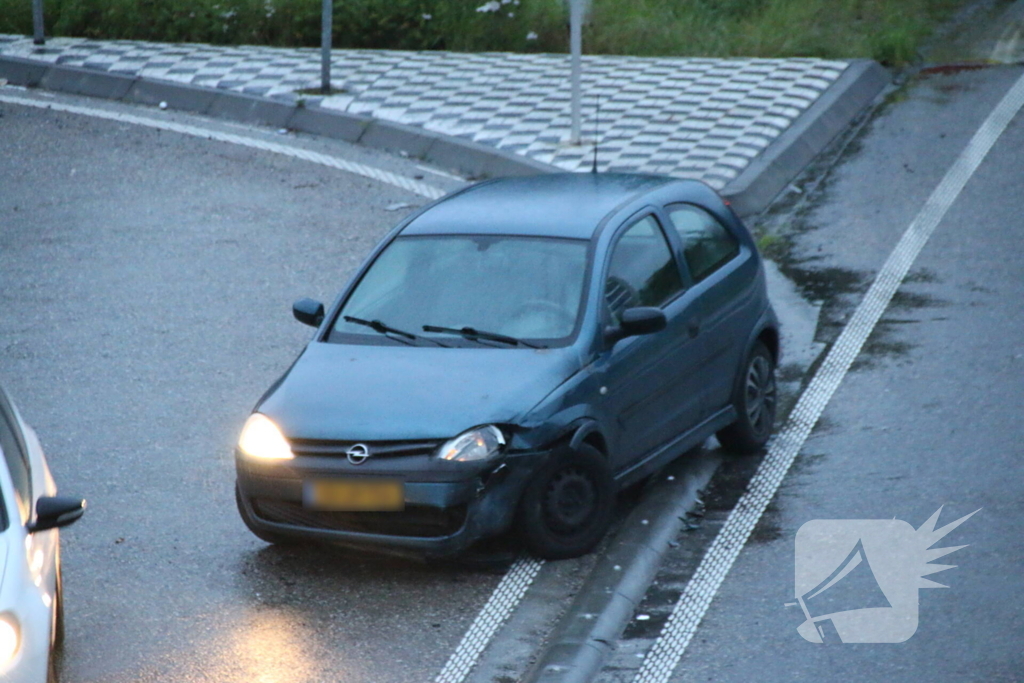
[304,479,405,511]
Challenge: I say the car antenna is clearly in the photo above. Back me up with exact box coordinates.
[591,94,601,174]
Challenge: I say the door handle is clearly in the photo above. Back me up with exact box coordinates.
[687,320,701,338]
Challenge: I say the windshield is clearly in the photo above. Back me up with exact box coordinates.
[332,235,589,346]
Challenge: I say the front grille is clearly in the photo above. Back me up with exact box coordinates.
[288,438,441,459]
[252,498,467,538]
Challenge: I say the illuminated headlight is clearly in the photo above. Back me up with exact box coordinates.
[0,615,19,671]
[437,425,506,463]
[238,413,294,460]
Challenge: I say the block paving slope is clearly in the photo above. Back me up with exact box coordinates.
[0,35,847,189]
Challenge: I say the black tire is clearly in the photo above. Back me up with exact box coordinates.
[516,444,615,560]
[716,341,777,453]
[235,484,297,546]
[53,558,65,650]
[47,652,59,683]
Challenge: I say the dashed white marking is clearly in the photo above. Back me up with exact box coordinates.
[0,92,447,200]
[633,70,1024,683]
[436,557,544,683]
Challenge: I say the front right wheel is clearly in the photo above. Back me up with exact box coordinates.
[516,444,615,560]
[716,341,777,453]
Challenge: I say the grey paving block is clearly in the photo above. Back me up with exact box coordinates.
[723,59,890,216]
[287,106,370,143]
[0,35,880,200]
[207,91,295,127]
[123,79,218,113]
[359,119,438,158]
[0,56,49,86]
[423,136,495,178]
[39,64,136,99]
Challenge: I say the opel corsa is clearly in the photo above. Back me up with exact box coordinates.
[234,173,778,559]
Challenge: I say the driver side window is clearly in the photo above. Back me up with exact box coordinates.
[605,215,683,323]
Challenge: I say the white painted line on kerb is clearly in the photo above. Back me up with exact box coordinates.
[0,92,447,200]
[436,557,544,683]
[633,71,1024,683]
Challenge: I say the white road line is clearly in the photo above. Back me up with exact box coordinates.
[436,557,545,683]
[633,71,1024,683]
[0,92,447,200]
[416,163,466,181]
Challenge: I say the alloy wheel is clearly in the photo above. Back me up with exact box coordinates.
[744,354,777,438]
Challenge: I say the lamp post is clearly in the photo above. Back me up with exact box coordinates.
[569,0,582,143]
[321,0,332,93]
[32,0,45,45]
[567,0,591,144]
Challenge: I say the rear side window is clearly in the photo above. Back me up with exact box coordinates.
[0,407,30,523]
[666,204,740,282]
[605,215,683,322]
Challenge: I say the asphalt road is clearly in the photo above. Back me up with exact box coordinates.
[0,94,522,683]
[598,64,1024,683]
[4,55,1021,683]
[0,89,744,683]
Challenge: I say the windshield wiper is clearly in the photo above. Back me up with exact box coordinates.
[422,324,540,349]
[343,316,451,347]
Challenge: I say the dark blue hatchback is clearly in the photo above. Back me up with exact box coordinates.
[234,173,779,559]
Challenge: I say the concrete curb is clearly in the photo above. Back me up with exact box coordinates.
[521,455,715,683]
[1,54,888,211]
[723,59,890,216]
[0,55,557,180]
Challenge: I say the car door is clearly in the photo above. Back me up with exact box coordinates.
[663,203,758,413]
[592,211,707,473]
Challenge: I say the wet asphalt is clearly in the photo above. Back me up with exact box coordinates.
[2,47,1022,683]
[0,90,741,683]
[0,96,511,683]
[598,65,1024,682]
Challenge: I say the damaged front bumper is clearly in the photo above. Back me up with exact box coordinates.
[234,448,549,557]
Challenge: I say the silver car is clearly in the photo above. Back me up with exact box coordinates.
[0,384,84,682]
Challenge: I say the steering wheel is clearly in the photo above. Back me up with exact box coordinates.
[604,276,639,321]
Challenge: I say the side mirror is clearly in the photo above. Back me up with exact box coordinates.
[28,496,86,533]
[605,307,667,345]
[293,298,325,327]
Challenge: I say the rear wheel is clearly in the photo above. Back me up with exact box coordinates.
[53,561,64,649]
[47,652,59,683]
[235,484,297,545]
[516,444,615,560]
[716,341,777,453]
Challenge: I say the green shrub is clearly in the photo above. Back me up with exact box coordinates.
[0,0,968,64]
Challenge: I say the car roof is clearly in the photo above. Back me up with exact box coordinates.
[400,173,676,240]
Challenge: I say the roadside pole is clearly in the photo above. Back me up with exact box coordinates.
[321,0,332,93]
[569,0,583,143]
[32,0,45,45]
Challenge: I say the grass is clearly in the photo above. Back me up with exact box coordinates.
[0,0,971,65]
[755,231,788,262]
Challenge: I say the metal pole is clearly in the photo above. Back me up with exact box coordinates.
[320,0,332,94]
[32,0,45,45]
[569,0,583,143]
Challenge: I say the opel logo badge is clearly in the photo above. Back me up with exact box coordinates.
[347,443,370,465]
